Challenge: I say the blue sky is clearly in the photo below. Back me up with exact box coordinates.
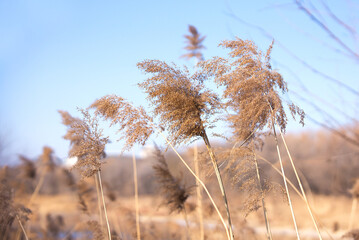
[1,0,358,163]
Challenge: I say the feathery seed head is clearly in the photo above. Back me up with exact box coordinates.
[181,25,206,61]
[199,38,304,141]
[137,60,220,146]
[59,109,108,178]
[90,95,154,151]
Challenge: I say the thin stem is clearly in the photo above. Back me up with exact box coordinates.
[97,170,112,240]
[94,174,104,228]
[16,165,47,240]
[132,151,141,240]
[157,130,231,240]
[275,121,323,240]
[202,132,234,240]
[27,166,46,207]
[194,142,204,240]
[272,123,301,240]
[253,149,273,240]
[267,99,322,239]
[128,103,230,240]
[258,154,335,240]
[16,215,29,240]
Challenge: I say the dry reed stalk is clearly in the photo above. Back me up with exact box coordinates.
[17,215,30,240]
[91,96,231,240]
[97,170,112,240]
[15,215,29,240]
[27,146,54,207]
[132,151,141,240]
[257,154,335,240]
[27,165,45,207]
[271,106,323,240]
[94,174,104,228]
[202,132,234,240]
[272,123,301,240]
[194,142,204,240]
[153,146,192,239]
[252,148,272,240]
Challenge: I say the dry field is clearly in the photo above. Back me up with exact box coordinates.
[9,192,358,240]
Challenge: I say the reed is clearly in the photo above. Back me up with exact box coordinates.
[59,109,112,240]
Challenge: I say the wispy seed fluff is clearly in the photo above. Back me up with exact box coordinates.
[59,109,108,178]
[137,60,220,146]
[90,95,154,151]
[199,38,304,141]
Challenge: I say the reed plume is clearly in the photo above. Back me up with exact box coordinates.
[90,95,154,151]
[60,109,108,178]
[59,109,112,239]
[199,38,304,140]
[181,25,206,61]
[137,60,220,145]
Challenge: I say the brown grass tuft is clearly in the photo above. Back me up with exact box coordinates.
[0,179,31,238]
[152,146,191,213]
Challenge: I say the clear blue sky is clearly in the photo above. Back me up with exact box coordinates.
[1,0,358,164]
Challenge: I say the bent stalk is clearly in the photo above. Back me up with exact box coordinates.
[97,170,112,240]
[202,132,234,240]
[272,123,301,240]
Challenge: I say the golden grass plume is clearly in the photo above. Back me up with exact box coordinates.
[137,60,220,146]
[90,95,154,151]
